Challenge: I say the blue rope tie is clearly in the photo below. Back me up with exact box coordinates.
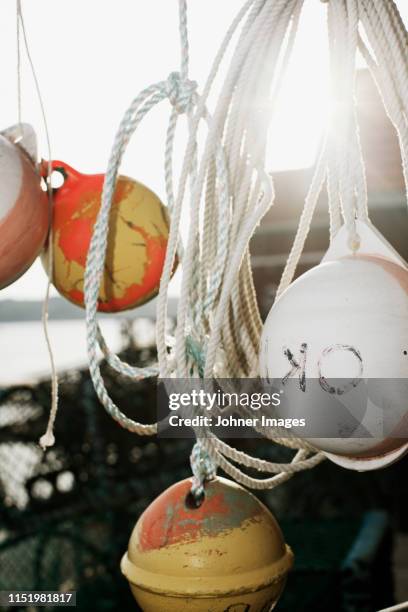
[186,334,205,378]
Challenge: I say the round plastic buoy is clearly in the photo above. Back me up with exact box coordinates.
[43,160,171,312]
[0,125,48,289]
[260,255,408,470]
[121,477,293,611]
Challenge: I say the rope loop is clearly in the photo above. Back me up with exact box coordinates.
[84,0,381,490]
[165,71,197,114]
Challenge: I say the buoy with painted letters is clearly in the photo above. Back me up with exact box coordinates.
[260,221,408,471]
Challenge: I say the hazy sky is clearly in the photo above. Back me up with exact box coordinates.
[1,0,407,302]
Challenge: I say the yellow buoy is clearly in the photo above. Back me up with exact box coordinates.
[42,160,171,312]
[121,477,293,611]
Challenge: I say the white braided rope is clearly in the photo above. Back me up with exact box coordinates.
[359,0,408,196]
[79,0,323,484]
[83,1,199,429]
[203,439,324,491]
[82,0,408,490]
[166,0,324,480]
[155,3,264,379]
[276,0,384,298]
[220,1,302,375]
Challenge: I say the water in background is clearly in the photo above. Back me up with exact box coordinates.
[0,319,125,386]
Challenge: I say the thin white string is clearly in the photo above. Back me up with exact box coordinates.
[14,0,59,450]
[16,0,22,129]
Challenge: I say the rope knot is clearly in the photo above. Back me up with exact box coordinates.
[189,441,217,505]
[165,71,197,114]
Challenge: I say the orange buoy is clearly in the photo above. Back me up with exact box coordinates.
[121,477,293,611]
[42,160,171,312]
[0,124,49,289]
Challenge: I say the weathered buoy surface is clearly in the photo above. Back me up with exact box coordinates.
[260,254,408,470]
[121,477,293,611]
[42,161,171,312]
[0,124,48,289]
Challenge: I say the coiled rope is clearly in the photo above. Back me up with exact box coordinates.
[81,0,408,493]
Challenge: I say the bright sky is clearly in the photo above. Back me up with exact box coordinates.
[1,0,408,302]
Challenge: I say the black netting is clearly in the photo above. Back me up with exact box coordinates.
[0,335,403,610]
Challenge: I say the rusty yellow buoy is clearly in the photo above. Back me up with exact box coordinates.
[121,477,293,611]
[42,160,171,313]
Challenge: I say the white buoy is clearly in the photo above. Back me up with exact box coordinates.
[0,124,49,289]
[260,221,408,471]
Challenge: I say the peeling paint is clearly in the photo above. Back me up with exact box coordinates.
[139,479,263,552]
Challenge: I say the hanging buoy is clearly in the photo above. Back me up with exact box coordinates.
[121,477,293,611]
[0,124,49,290]
[42,161,171,312]
[260,223,408,471]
